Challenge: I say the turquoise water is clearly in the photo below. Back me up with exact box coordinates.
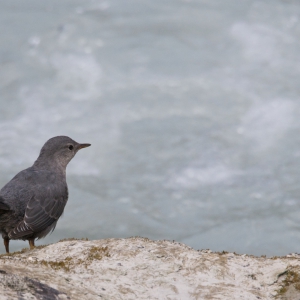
[0,0,300,255]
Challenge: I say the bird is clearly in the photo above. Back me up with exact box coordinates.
[0,136,91,253]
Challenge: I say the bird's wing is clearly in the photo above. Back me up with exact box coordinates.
[9,190,67,239]
[0,197,10,211]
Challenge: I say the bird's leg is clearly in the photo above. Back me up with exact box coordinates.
[3,237,9,253]
[28,238,35,250]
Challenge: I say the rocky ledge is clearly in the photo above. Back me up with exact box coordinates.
[0,237,299,299]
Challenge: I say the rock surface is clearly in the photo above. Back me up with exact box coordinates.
[0,237,299,299]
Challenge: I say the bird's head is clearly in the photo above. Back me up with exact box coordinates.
[34,136,91,170]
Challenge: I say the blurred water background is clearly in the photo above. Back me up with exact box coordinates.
[0,0,300,255]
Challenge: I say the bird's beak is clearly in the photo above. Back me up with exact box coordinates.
[77,143,91,150]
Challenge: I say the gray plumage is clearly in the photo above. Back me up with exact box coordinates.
[0,136,91,253]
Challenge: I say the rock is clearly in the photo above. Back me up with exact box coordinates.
[0,237,299,299]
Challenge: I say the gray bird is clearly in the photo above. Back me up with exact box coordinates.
[0,136,91,253]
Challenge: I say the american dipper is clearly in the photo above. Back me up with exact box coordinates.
[0,136,91,253]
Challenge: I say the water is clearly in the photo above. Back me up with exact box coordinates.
[0,0,300,255]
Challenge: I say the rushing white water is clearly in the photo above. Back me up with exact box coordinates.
[0,0,300,255]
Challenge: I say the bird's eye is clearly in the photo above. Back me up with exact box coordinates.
[68,145,74,150]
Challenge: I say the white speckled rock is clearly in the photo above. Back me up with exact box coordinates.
[0,237,299,299]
